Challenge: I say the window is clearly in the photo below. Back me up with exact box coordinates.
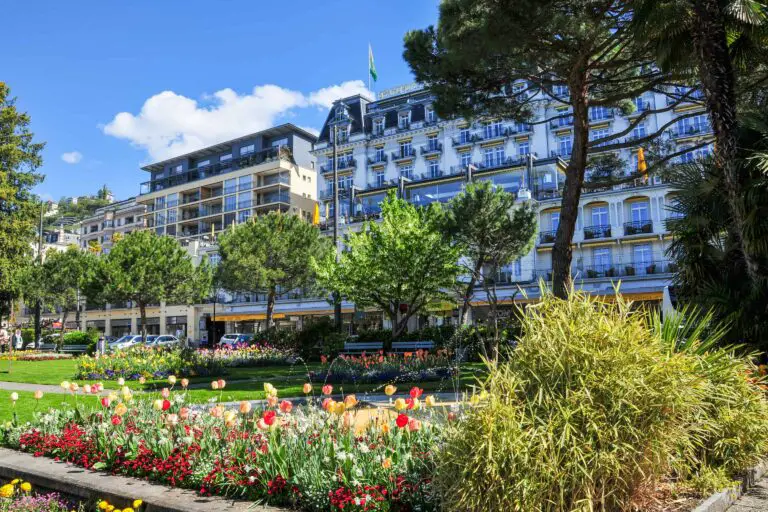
[398,112,410,129]
[558,136,573,157]
[631,201,650,222]
[632,122,647,140]
[220,153,232,163]
[484,147,495,167]
[551,212,560,231]
[676,114,710,135]
[518,140,530,156]
[373,118,385,135]
[374,147,385,162]
[224,178,237,195]
[591,205,609,226]
[634,96,649,111]
[427,134,438,151]
[170,164,183,174]
[154,197,165,210]
[553,84,568,98]
[555,114,573,127]
[428,160,440,177]
[155,213,165,226]
[593,247,612,270]
[238,175,252,191]
[484,120,503,139]
[425,106,436,123]
[400,165,413,179]
[399,141,412,158]
[460,151,472,168]
[336,126,349,142]
[590,128,610,147]
[238,210,252,223]
[271,137,288,148]
[589,106,611,121]
[167,209,177,224]
[124,215,134,225]
[494,145,505,165]
[224,195,237,212]
[513,258,522,276]
[166,193,178,208]
[633,243,652,266]
[238,192,251,209]
[375,171,386,187]
[197,159,210,168]
[240,144,255,156]
[459,128,471,144]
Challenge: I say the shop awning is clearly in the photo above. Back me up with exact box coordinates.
[214,313,286,322]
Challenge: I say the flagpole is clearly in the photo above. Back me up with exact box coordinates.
[368,43,371,93]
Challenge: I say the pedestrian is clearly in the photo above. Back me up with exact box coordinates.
[13,329,23,351]
[0,323,8,354]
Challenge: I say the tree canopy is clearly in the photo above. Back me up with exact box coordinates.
[216,212,331,328]
[316,192,461,343]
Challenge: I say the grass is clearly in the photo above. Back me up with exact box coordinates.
[0,390,100,424]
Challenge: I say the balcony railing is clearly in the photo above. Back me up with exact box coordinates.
[550,117,574,129]
[508,123,533,135]
[391,148,416,161]
[476,127,507,141]
[321,159,357,173]
[181,194,200,205]
[550,148,572,158]
[588,109,615,122]
[533,260,677,282]
[623,220,653,235]
[539,230,557,244]
[670,124,713,139]
[181,210,200,221]
[420,143,443,155]
[451,134,478,147]
[367,154,388,165]
[584,224,612,240]
[139,145,289,195]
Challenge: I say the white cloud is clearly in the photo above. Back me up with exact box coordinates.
[300,126,321,137]
[103,80,372,161]
[61,151,83,164]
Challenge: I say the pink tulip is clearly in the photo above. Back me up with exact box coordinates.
[408,418,422,432]
[179,407,190,420]
[279,400,293,414]
[33,390,44,400]
[161,387,170,399]
[322,384,333,396]
[267,395,278,408]
[101,397,111,408]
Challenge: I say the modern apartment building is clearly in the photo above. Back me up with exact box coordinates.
[78,198,147,253]
[310,82,712,323]
[77,124,322,341]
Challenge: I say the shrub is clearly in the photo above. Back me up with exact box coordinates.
[435,291,703,512]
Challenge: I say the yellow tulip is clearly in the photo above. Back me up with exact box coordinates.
[98,501,109,510]
[425,395,436,407]
[394,398,406,411]
[384,385,397,396]
[0,484,14,498]
[153,399,164,411]
[115,402,128,416]
[132,500,143,508]
[20,482,31,492]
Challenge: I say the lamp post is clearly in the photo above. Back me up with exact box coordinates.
[33,200,45,346]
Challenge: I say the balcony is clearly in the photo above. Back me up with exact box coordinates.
[670,124,713,139]
[200,206,223,217]
[139,145,289,195]
[534,187,563,200]
[257,192,291,206]
[420,143,443,155]
[623,220,653,236]
[534,260,676,282]
[550,149,572,158]
[367,154,388,166]
[391,148,416,163]
[416,170,445,182]
[588,109,615,123]
[539,230,557,244]
[181,209,200,221]
[396,122,411,132]
[666,88,706,105]
[181,194,200,205]
[550,117,574,129]
[476,127,507,142]
[627,100,653,116]
[451,134,478,148]
[476,156,527,171]
[508,123,533,135]
[321,159,357,174]
[583,224,612,240]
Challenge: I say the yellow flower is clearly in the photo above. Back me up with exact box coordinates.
[382,457,392,469]
[384,385,397,396]
[106,505,115,511]
[10,479,20,485]
[123,508,135,512]
[393,398,406,411]
[98,500,109,510]
[132,499,143,508]
[20,482,31,492]
[0,484,14,498]
[425,395,436,407]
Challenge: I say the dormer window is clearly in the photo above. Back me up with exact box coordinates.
[335,105,347,121]
[373,118,385,135]
[334,125,349,143]
[398,112,410,129]
[425,106,436,123]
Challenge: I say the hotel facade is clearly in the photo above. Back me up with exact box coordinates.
[67,84,712,340]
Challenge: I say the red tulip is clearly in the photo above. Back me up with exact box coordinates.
[111,415,122,426]
[101,397,111,408]
[162,399,171,411]
[263,410,277,426]
[279,400,293,413]
[409,387,423,399]
[396,413,409,428]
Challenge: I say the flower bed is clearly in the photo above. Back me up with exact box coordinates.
[0,383,442,511]
[0,478,81,511]
[75,344,294,381]
[0,351,73,362]
[311,350,457,384]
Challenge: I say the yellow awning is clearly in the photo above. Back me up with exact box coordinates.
[215,313,287,322]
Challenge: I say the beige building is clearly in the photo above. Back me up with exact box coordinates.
[78,198,147,253]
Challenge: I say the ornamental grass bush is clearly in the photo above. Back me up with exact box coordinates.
[435,291,706,512]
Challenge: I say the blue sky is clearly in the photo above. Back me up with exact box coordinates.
[3,0,440,201]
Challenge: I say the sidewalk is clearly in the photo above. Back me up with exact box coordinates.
[728,477,768,511]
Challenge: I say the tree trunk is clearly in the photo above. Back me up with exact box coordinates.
[60,309,68,342]
[459,257,485,326]
[552,76,590,298]
[139,302,147,343]
[691,0,758,282]
[75,290,81,327]
[266,286,276,329]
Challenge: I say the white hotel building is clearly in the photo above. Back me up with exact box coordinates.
[311,82,713,320]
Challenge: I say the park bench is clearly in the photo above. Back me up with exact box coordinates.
[38,343,57,352]
[342,342,383,354]
[391,341,435,353]
[60,344,89,354]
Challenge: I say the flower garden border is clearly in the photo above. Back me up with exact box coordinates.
[0,447,287,512]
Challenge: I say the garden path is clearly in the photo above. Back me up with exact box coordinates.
[729,477,768,511]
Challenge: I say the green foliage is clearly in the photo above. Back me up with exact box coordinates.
[316,192,460,343]
[435,291,703,511]
[0,83,45,314]
[62,330,99,354]
[87,231,212,339]
[39,246,96,333]
[217,212,331,328]
[652,306,768,476]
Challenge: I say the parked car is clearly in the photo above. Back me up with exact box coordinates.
[218,333,254,348]
[144,335,180,347]
[109,334,143,351]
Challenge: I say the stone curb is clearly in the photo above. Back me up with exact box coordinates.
[0,447,286,512]
[692,459,768,512]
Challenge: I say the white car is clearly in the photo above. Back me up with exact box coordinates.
[145,334,180,347]
[109,335,143,350]
[218,333,254,348]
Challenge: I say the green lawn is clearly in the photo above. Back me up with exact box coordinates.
[0,390,100,424]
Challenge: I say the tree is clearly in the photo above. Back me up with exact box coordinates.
[632,0,768,286]
[442,181,537,320]
[404,0,700,298]
[0,83,45,322]
[42,247,96,338]
[217,212,331,329]
[87,231,212,341]
[316,192,461,345]
[666,105,768,349]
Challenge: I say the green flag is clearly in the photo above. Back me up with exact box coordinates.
[369,44,378,82]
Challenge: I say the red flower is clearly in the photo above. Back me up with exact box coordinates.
[409,387,423,399]
[263,410,276,426]
[162,399,171,411]
[395,414,409,428]
[111,415,122,426]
